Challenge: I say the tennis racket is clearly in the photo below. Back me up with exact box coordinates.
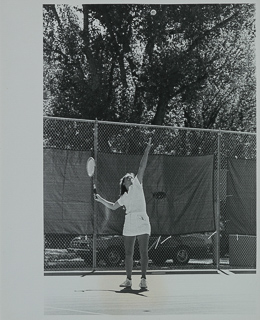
[86,157,97,197]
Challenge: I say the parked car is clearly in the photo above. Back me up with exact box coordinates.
[45,233,78,249]
[67,233,212,266]
[68,235,130,266]
[149,234,212,265]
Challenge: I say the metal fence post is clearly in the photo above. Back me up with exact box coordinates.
[215,130,221,270]
[93,119,98,270]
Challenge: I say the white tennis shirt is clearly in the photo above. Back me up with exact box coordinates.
[117,176,146,214]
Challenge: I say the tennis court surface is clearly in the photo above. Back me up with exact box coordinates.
[44,270,259,318]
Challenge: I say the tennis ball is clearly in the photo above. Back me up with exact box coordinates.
[150,9,157,16]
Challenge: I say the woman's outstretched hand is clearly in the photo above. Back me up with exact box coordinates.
[95,194,102,202]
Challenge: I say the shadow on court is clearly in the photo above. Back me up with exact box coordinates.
[75,287,148,297]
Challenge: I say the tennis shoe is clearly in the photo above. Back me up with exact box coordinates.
[139,278,147,289]
[119,278,132,288]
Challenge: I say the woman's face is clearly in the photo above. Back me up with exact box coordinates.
[123,174,134,189]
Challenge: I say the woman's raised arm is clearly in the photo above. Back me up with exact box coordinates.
[137,137,152,183]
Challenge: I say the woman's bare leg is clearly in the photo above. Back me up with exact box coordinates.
[137,234,149,278]
[123,236,136,279]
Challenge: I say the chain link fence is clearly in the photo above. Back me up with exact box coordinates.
[44,116,256,272]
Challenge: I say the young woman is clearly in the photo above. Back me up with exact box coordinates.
[95,138,152,289]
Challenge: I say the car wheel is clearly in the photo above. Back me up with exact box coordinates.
[174,247,190,265]
[105,247,122,266]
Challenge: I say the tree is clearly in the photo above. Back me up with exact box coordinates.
[43,4,256,132]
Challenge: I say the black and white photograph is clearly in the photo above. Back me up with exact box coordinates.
[1,1,259,320]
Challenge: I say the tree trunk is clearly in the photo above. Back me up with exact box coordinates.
[82,5,100,91]
[151,88,170,125]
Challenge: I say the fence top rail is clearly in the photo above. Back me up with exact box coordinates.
[43,116,256,136]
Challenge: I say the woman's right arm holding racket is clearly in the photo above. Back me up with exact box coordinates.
[95,194,121,211]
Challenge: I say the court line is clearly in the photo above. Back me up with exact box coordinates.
[45,305,106,315]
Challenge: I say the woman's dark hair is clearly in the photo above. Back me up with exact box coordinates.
[119,173,135,196]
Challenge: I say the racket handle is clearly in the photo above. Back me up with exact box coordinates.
[93,184,97,194]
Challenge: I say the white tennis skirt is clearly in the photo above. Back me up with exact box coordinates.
[123,212,151,236]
